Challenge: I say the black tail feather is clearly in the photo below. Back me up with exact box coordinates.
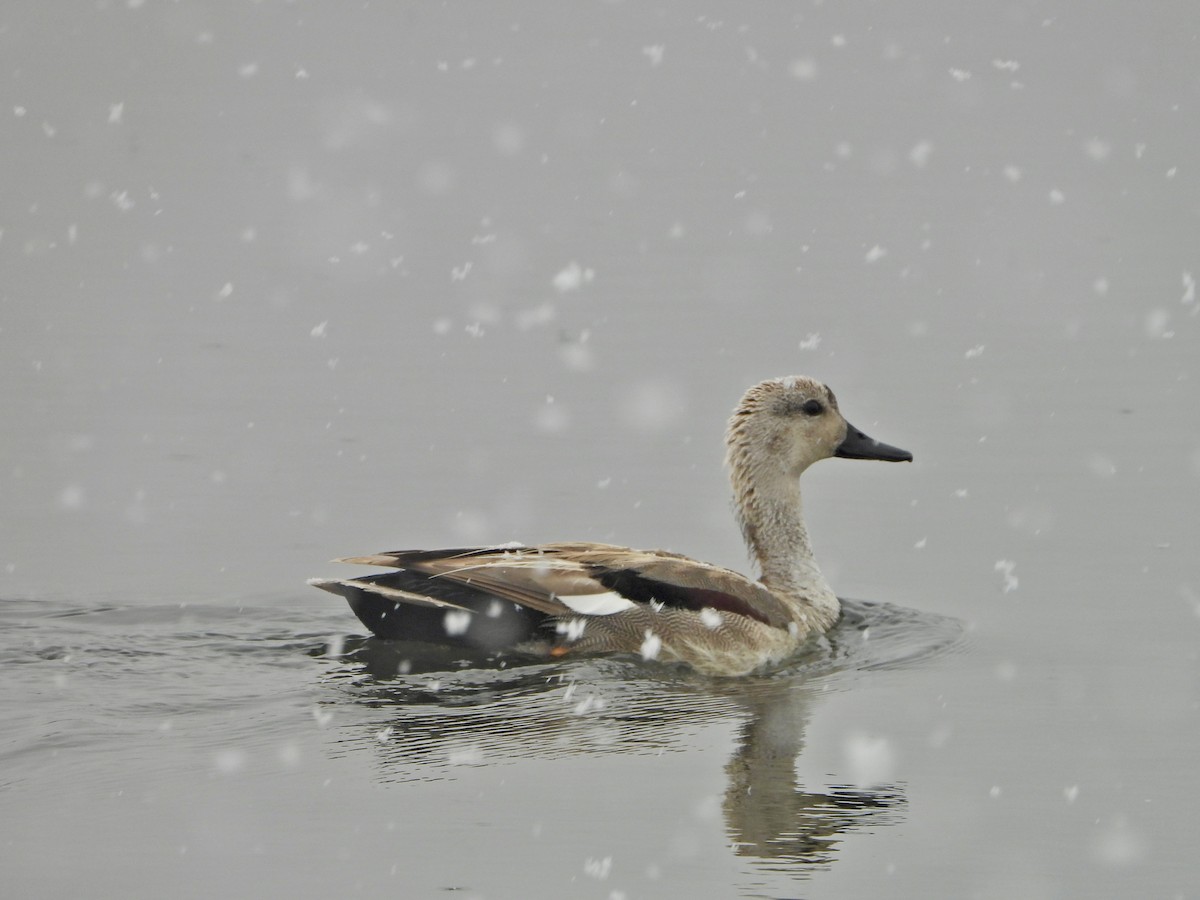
[331,570,548,650]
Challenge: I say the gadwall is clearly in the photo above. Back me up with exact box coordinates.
[310,376,911,676]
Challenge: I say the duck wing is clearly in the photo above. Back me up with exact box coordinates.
[335,542,792,629]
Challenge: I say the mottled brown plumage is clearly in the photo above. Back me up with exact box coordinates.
[310,376,911,675]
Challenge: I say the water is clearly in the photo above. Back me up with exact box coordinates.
[1,597,961,898]
[3,2,1199,897]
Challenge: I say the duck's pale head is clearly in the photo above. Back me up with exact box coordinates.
[726,376,912,481]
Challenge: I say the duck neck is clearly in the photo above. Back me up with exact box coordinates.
[736,473,839,627]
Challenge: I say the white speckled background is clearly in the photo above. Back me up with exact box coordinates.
[3,3,1197,897]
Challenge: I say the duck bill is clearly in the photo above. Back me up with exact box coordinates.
[835,422,913,462]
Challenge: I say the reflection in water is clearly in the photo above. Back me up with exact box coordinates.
[721,679,904,871]
[322,600,960,880]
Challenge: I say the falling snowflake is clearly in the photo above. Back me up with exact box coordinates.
[552,261,595,292]
[909,140,934,168]
[556,618,587,642]
[443,610,472,636]
[642,45,665,66]
[844,733,895,787]
[584,857,612,880]
[788,58,818,81]
[994,559,1019,593]
[640,630,662,661]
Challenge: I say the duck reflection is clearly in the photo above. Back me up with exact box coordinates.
[719,678,903,868]
[319,599,957,877]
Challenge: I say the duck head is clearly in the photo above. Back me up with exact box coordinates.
[726,375,912,481]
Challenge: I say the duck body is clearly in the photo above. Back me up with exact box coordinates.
[311,376,912,676]
[316,542,816,676]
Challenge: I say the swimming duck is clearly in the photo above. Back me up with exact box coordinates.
[310,376,911,676]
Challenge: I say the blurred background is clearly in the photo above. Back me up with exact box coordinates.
[4,1,1194,608]
[2,2,1197,898]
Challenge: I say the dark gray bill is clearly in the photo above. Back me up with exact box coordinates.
[835,422,913,462]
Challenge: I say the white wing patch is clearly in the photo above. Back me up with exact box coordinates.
[699,607,722,629]
[557,590,637,615]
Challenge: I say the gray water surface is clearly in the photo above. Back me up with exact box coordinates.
[3,2,1198,898]
[2,597,962,898]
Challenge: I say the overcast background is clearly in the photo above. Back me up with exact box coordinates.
[3,2,1198,898]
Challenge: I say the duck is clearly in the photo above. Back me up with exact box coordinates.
[309,376,912,676]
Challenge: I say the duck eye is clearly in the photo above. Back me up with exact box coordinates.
[801,399,824,416]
